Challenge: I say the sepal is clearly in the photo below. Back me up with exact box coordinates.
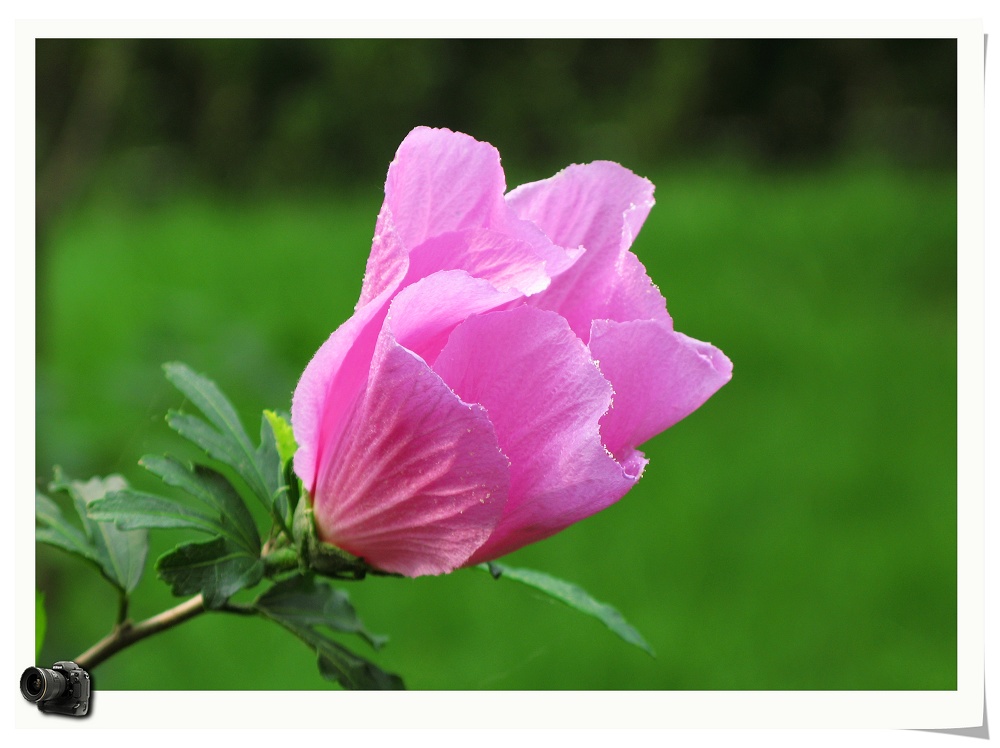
[292,494,388,580]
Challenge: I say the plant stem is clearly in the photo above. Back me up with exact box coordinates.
[75,594,207,671]
[74,546,304,672]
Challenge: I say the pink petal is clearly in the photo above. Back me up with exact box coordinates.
[507,161,668,338]
[291,294,389,494]
[296,269,525,576]
[293,266,516,496]
[381,127,509,250]
[507,161,654,259]
[432,305,638,564]
[406,228,554,297]
[358,127,508,306]
[310,302,510,578]
[359,127,578,308]
[589,318,734,460]
[358,201,408,310]
[387,269,518,365]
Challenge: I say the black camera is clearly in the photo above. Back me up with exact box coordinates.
[20,661,91,716]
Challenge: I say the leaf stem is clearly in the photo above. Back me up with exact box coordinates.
[115,591,129,626]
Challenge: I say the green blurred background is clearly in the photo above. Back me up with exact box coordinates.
[34,38,957,690]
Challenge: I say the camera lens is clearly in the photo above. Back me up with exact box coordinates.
[20,667,68,703]
[24,672,43,695]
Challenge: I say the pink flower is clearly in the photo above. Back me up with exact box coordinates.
[291,127,732,577]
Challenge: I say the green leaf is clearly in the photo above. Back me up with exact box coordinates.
[255,574,387,650]
[165,410,264,496]
[48,468,97,537]
[156,537,263,608]
[36,591,46,660]
[256,415,290,533]
[163,362,271,509]
[163,364,289,540]
[316,645,405,691]
[263,410,300,529]
[255,575,403,690]
[256,415,281,499]
[478,562,655,657]
[45,473,148,594]
[95,521,149,596]
[90,490,222,533]
[263,410,297,465]
[35,491,100,564]
[138,455,260,553]
[164,362,255,455]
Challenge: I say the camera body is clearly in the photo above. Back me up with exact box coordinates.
[20,661,91,716]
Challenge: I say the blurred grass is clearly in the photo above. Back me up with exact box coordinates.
[35,158,956,690]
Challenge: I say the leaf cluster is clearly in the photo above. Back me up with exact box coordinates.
[37,362,401,689]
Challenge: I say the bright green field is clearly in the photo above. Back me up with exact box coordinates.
[34,160,957,690]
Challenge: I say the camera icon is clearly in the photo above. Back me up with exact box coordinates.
[20,661,91,716]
